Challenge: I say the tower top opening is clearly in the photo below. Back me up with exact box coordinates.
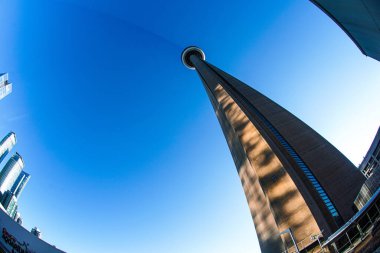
[181,46,205,70]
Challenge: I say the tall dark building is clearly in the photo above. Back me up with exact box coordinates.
[182,47,365,252]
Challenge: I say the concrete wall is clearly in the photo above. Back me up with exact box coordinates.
[0,206,65,253]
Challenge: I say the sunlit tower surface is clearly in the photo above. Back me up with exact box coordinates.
[0,73,12,101]
[182,47,365,252]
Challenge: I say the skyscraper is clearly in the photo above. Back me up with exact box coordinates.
[0,73,12,101]
[0,132,16,165]
[0,153,24,196]
[0,134,31,219]
[11,171,31,199]
[1,190,18,219]
[182,47,365,252]
[0,161,30,218]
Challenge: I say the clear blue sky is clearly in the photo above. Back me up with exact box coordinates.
[0,0,379,252]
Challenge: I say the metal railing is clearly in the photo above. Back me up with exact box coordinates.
[333,217,379,253]
[308,188,380,253]
[281,231,324,253]
[280,200,379,253]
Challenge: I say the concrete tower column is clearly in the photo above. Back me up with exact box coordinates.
[181,46,365,252]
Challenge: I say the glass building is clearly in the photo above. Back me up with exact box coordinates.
[1,190,18,219]
[0,73,12,101]
[355,127,380,210]
[359,127,380,178]
[11,171,31,199]
[0,135,30,219]
[0,153,24,196]
[0,132,16,165]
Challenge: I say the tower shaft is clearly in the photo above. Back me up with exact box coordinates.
[184,49,365,252]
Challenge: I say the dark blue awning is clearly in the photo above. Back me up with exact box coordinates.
[311,0,380,62]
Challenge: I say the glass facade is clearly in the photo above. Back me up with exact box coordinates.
[0,132,16,165]
[1,190,18,218]
[11,171,30,199]
[0,73,12,101]
[360,128,380,178]
[0,133,30,219]
[0,153,24,195]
